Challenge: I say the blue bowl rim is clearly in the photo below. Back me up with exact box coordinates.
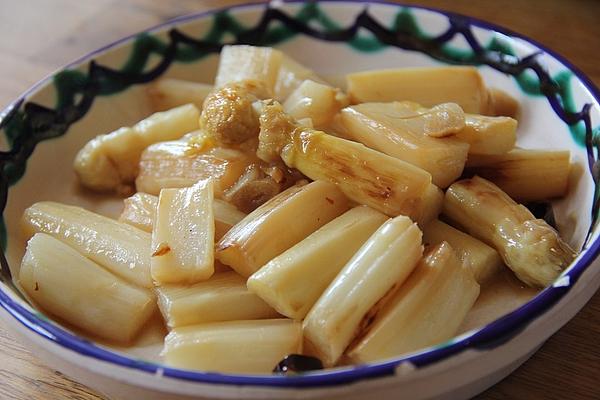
[0,0,599,389]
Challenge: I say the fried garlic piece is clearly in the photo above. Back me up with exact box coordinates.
[200,80,270,145]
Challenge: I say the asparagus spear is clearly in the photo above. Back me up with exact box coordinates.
[347,242,479,363]
[20,233,156,343]
[443,176,575,287]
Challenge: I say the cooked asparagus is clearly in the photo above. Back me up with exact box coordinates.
[119,193,245,240]
[156,271,279,329]
[216,180,350,277]
[443,176,575,287]
[22,201,152,288]
[212,199,247,239]
[454,114,517,155]
[415,184,444,227]
[20,233,156,343]
[151,180,215,285]
[340,101,469,187]
[163,319,302,373]
[465,149,570,202]
[119,192,158,232]
[487,88,519,118]
[74,104,200,193]
[247,206,388,319]
[303,216,423,366]
[215,45,283,92]
[346,66,490,114]
[283,80,349,127]
[347,242,480,363]
[147,78,212,111]
[135,134,255,196]
[423,219,503,284]
[274,55,325,100]
[257,102,434,221]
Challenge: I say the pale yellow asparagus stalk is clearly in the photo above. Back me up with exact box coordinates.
[274,54,325,100]
[454,114,517,155]
[212,199,248,239]
[346,66,489,114]
[215,45,283,92]
[281,130,433,220]
[135,134,255,196]
[340,102,468,187]
[303,216,423,366]
[147,78,212,111]
[443,176,575,287]
[465,149,570,202]
[423,219,503,284]
[216,181,350,277]
[156,271,279,329]
[22,201,152,288]
[151,180,215,285]
[347,242,480,363]
[415,184,444,227]
[283,80,349,127]
[20,233,156,343]
[119,192,158,232]
[74,104,200,193]
[257,102,435,221]
[487,88,519,118]
[119,193,245,240]
[247,206,388,319]
[163,319,302,373]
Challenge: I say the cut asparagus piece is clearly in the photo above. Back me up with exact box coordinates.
[340,101,468,188]
[415,184,444,228]
[152,180,215,285]
[147,78,212,111]
[22,201,152,288]
[274,54,325,100]
[215,45,283,92]
[347,242,480,363]
[212,199,247,239]
[423,219,503,284]
[163,319,302,373]
[257,104,434,220]
[487,88,519,118]
[454,114,517,155]
[303,216,423,366]
[20,233,156,343]
[216,181,350,277]
[247,206,388,319]
[119,192,158,232]
[284,130,437,221]
[283,80,349,127]
[346,67,490,114]
[135,134,255,196]
[119,193,245,240]
[156,271,279,329]
[443,176,575,287]
[465,149,570,202]
[74,104,200,193]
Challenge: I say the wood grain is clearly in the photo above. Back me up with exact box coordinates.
[0,1,598,399]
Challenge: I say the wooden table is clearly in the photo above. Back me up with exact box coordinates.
[0,1,598,399]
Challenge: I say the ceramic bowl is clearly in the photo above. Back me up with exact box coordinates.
[1,1,599,399]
